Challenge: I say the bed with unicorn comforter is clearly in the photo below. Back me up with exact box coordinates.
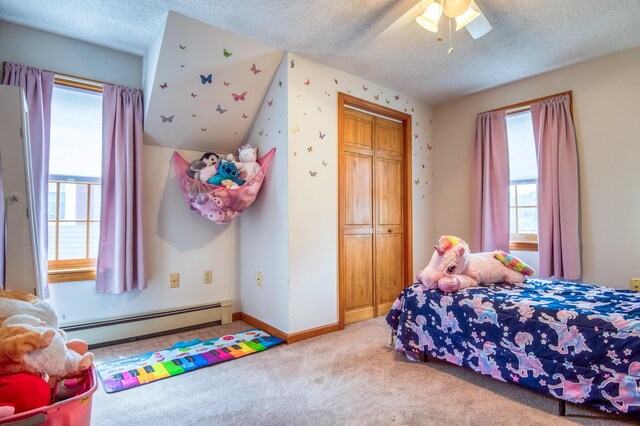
[386,279,640,415]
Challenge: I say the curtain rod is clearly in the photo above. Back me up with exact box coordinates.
[483,90,573,115]
[2,61,113,92]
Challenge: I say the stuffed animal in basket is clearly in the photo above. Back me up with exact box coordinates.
[198,152,221,183]
[207,159,245,187]
[0,290,59,329]
[0,314,94,378]
[236,144,261,182]
[416,236,534,293]
[0,373,51,418]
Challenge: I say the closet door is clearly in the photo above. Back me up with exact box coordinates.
[374,117,404,315]
[343,109,375,324]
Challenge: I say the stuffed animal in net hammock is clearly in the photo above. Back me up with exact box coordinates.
[416,236,534,292]
[171,148,275,224]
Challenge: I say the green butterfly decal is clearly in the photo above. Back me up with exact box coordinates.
[223,48,232,58]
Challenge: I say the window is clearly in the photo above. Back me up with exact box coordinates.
[48,77,103,283]
[506,110,538,251]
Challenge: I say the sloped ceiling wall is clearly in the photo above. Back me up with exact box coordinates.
[144,11,284,153]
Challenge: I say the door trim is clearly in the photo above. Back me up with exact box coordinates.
[337,92,413,329]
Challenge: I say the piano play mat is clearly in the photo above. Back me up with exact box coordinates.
[96,329,284,393]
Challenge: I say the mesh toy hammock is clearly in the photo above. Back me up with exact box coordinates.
[171,148,275,224]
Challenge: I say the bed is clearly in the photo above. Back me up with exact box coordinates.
[386,279,640,415]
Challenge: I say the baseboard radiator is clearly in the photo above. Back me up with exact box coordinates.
[62,300,232,348]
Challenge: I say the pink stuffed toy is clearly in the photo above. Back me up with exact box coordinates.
[0,373,50,418]
[416,236,534,293]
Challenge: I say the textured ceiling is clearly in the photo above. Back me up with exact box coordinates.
[1,0,640,104]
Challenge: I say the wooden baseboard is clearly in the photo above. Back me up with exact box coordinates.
[234,312,339,344]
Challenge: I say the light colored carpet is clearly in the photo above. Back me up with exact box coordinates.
[90,317,638,425]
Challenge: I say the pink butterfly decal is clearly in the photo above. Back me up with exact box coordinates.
[427,144,433,151]
[160,82,167,89]
[231,92,247,101]
[267,99,273,107]
[224,81,230,86]
[319,131,325,140]
[242,113,249,119]
[304,79,311,86]
[250,63,261,75]
[309,171,317,177]
[394,94,400,100]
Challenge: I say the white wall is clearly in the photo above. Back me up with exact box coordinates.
[434,47,640,289]
[0,21,141,89]
[285,54,434,333]
[0,22,241,324]
[240,56,290,332]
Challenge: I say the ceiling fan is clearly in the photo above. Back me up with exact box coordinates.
[378,0,492,51]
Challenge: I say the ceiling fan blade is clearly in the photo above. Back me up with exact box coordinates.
[376,0,432,39]
[464,11,492,39]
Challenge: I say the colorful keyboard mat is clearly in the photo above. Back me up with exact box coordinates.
[95,329,284,393]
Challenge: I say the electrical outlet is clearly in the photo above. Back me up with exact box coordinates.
[630,278,640,292]
[257,272,263,287]
[169,273,180,288]
[203,270,213,284]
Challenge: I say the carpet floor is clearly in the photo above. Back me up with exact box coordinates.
[90,317,639,425]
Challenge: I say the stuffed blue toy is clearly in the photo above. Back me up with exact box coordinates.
[207,160,245,187]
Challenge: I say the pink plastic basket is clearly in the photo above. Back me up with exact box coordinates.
[0,367,98,426]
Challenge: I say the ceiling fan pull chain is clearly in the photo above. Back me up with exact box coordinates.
[448,17,454,54]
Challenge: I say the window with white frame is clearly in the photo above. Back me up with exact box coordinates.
[506,110,538,251]
[47,78,103,282]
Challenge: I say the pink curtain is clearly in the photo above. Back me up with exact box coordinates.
[472,111,510,252]
[2,62,54,298]
[96,84,146,293]
[531,95,581,279]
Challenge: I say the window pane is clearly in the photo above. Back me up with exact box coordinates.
[47,223,56,260]
[58,183,88,220]
[58,222,87,260]
[49,85,102,179]
[89,222,100,258]
[48,182,57,220]
[518,207,538,234]
[510,208,516,234]
[90,185,101,220]
[506,111,538,184]
[510,185,516,207]
[517,183,537,206]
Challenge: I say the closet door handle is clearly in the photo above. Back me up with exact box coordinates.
[387,229,392,233]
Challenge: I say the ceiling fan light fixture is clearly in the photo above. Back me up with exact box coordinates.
[415,1,443,32]
[455,1,481,30]
[442,0,472,18]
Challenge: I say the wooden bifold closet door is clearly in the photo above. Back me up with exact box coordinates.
[339,102,408,326]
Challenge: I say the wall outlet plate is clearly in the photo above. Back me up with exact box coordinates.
[630,278,640,292]
[170,273,180,288]
[203,270,213,284]
[257,272,263,287]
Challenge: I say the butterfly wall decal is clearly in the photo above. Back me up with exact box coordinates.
[334,79,338,84]
[160,115,174,123]
[201,128,207,132]
[291,126,300,134]
[159,82,167,89]
[385,99,390,104]
[258,129,264,136]
[180,64,185,68]
[411,107,415,112]
[309,171,317,177]
[304,79,311,86]
[250,64,261,75]
[224,81,230,86]
[192,114,197,117]
[179,44,186,50]
[319,131,325,140]
[231,92,247,101]
[307,146,313,152]
[191,92,197,98]
[427,144,433,151]
[279,80,282,88]
[242,113,249,119]
[267,99,273,107]
[216,104,228,114]
[394,94,400,100]
[414,178,420,185]
[290,59,295,68]
[200,74,212,84]
[374,95,379,101]
[317,106,322,112]
[322,160,327,167]
[362,84,368,91]
[223,48,232,58]
[414,133,418,139]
